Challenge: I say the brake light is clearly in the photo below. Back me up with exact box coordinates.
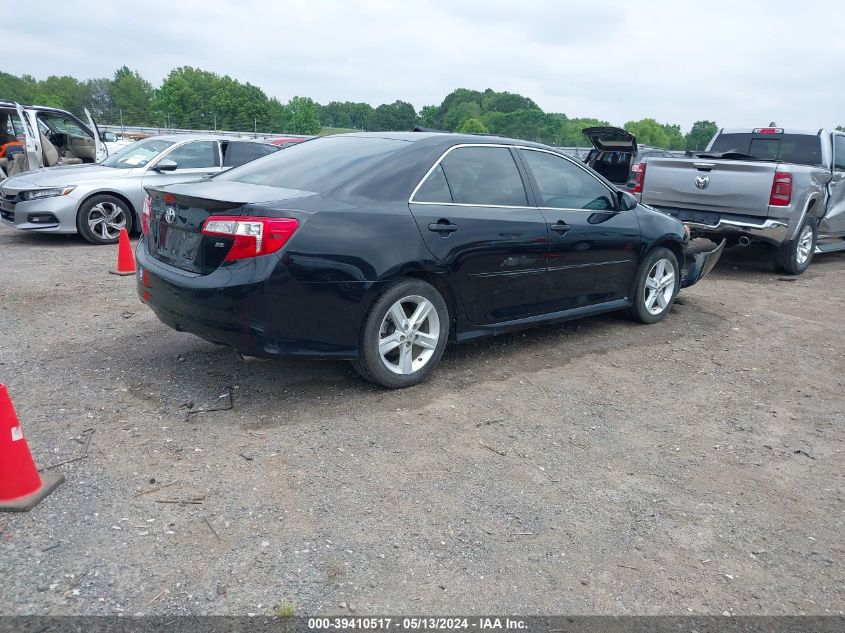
[753,127,783,134]
[631,162,646,194]
[769,170,793,206]
[141,194,152,236]
[201,215,299,261]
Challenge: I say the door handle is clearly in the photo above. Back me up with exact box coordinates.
[428,220,459,235]
[550,221,572,234]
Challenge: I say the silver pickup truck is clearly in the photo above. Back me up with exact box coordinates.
[638,127,845,274]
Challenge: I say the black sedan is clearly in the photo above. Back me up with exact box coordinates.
[136,132,723,388]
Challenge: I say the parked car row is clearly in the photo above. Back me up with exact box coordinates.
[4,115,840,389]
[0,133,280,243]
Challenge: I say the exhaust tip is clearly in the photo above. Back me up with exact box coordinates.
[738,236,752,246]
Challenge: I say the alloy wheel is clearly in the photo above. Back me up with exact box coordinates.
[87,201,127,240]
[378,295,441,375]
[796,224,814,265]
[644,258,676,315]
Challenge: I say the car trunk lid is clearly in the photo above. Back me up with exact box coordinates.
[145,181,313,274]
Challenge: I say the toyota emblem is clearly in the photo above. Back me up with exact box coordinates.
[164,206,176,223]
[694,175,710,190]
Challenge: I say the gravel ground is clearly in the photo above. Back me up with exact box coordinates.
[0,225,843,616]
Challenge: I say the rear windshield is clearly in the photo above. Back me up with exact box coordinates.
[709,133,823,166]
[217,136,410,191]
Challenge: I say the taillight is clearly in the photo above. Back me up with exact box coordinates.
[631,162,646,194]
[769,170,793,207]
[201,215,299,261]
[141,194,152,236]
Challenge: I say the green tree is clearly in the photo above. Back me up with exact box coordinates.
[458,117,488,134]
[442,101,481,130]
[624,118,670,148]
[282,96,320,134]
[110,66,154,126]
[662,123,685,150]
[0,72,36,104]
[367,100,417,131]
[417,105,437,128]
[685,120,719,151]
[836,125,844,132]
[31,75,91,113]
[481,91,539,114]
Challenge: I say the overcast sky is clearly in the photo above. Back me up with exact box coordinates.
[8,0,844,131]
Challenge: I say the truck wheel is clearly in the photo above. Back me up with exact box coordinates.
[773,217,816,275]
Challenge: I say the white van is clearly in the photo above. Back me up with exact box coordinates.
[0,101,108,179]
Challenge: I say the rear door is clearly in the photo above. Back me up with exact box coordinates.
[408,144,548,325]
[821,132,845,235]
[582,127,638,153]
[517,148,640,312]
[83,108,108,162]
[14,104,42,172]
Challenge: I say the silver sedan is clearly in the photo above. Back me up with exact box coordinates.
[0,134,279,244]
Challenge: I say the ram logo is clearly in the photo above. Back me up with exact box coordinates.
[694,175,710,190]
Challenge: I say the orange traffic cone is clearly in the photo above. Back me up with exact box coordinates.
[0,384,64,512]
[110,228,136,276]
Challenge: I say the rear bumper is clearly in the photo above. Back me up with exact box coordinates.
[654,207,789,245]
[136,239,376,359]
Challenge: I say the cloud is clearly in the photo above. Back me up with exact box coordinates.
[5,0,843,130]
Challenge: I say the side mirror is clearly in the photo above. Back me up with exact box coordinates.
[100,132,117,142]
[617,190,638,211]
[152,159,178,172]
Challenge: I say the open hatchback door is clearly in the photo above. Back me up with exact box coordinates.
[582,126,637,152]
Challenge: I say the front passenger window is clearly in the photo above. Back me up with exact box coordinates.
[520,149,615,211]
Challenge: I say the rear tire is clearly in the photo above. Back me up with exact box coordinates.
[773,216,816,275]
[352,278,449,389]
[630,247,680,324]
[77,194,132,245]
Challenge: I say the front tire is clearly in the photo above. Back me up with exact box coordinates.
[352,278,450,388]
[773,217,816,275]
[77,194,132,245]
[630,247,680,324]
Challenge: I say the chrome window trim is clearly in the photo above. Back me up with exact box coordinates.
[409,142,622,214]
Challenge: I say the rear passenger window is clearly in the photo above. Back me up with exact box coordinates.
[222,142,278,167]
[439,146,528,206]
[166,141,219,169]
[413,164,452,203]
[520,149,615,210]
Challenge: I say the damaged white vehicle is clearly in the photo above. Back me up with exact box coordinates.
[0,101,108,180]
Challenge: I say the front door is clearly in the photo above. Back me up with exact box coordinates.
[408,145,548,325]
[517,148,640,313]
[820,132,845,236]
[141,140,223,191]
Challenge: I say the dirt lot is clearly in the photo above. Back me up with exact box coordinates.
[0,225,843,616]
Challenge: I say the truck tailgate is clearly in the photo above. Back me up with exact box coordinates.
[641,158,777,217]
